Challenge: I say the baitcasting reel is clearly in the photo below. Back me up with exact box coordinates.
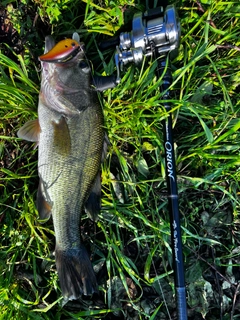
[95,4,180,90]
[114,4,180,82]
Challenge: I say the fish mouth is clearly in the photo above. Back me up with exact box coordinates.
[39,33,84,63]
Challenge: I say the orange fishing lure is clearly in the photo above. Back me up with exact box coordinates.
[39,38,80,63]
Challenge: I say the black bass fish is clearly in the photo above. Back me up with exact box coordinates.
[18,33,104,301]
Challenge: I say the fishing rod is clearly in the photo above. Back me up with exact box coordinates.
[98,3,188,319]
[156,55,188,320]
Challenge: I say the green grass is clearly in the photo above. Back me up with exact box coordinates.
[0,0,240,319]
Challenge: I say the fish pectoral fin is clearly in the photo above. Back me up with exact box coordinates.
[85,172,101,221]
[52,116,71,156]
[37,181,52,221]
[17,119,41,142]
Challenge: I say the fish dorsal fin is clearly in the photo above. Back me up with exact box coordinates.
[17,119,40,142]
[37,180,52,221]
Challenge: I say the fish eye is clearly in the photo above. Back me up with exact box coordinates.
[79,61,88,69]
[71,42,76,47]
[79,60,90,73]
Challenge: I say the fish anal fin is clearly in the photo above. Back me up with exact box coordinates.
[17,119,40,142]
[85,172,101,221]
[37,181,52,221]
[52,116,71,156]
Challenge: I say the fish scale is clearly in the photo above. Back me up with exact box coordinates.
[38,104,103,247]
[18,35,104,302]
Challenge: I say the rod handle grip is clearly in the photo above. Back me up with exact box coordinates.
[93,75,117,91]
[176,287,188,320]
[98,37,119,51]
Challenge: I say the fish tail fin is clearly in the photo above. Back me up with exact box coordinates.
[55,245,98,302]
